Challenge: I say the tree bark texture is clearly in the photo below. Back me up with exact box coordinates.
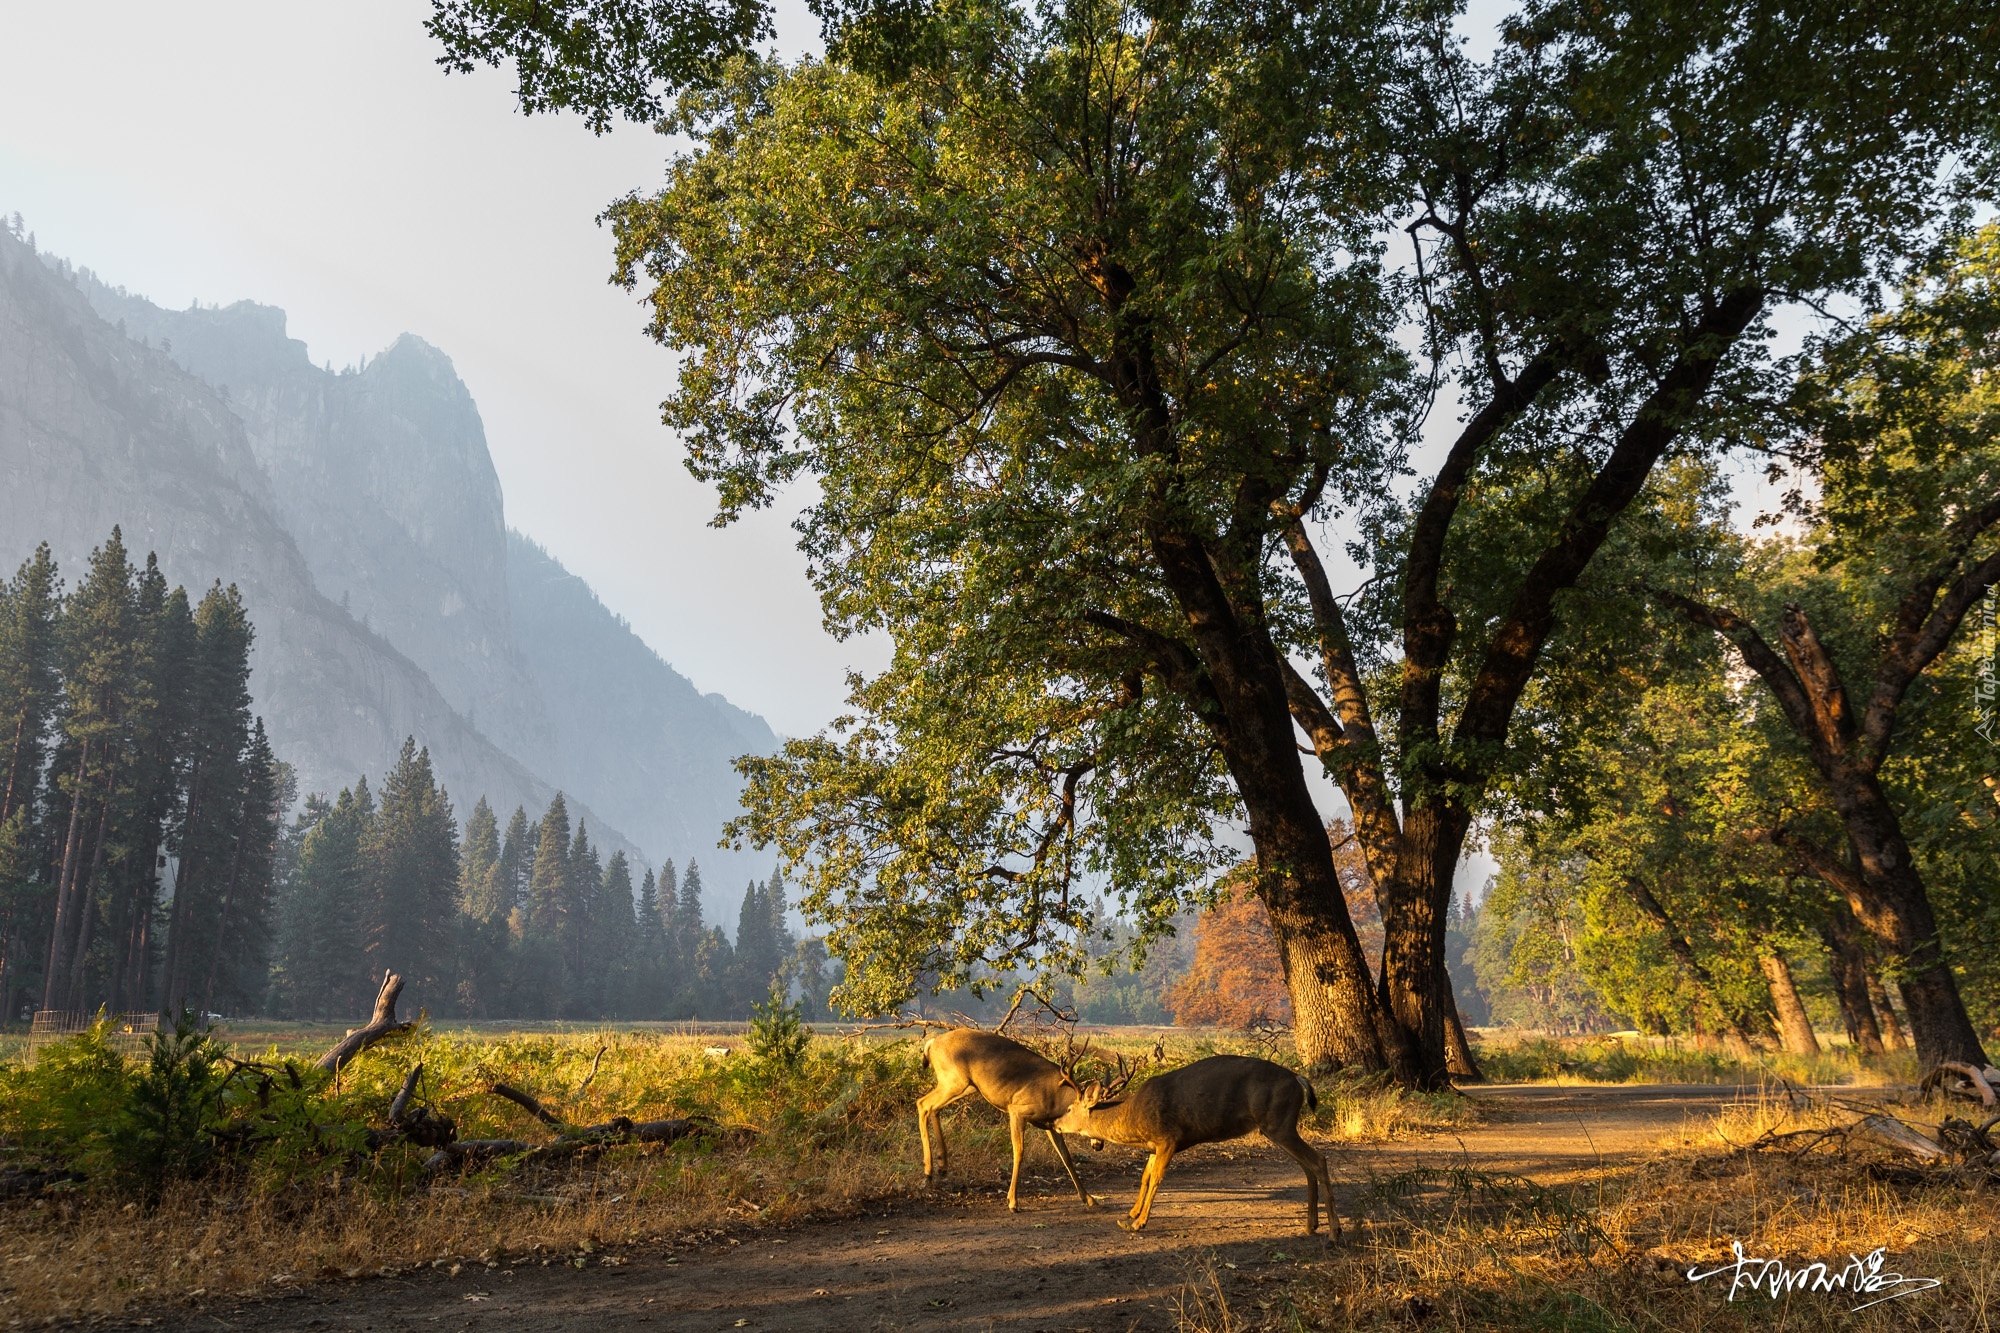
[1819,907,1886,1056]
[1444,990,1482,1080]
[1865,966,1908,1053]
[1759,952,1821,1056]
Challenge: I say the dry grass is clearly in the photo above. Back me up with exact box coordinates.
[1469,1030,1920,1089]
[1175,1090,2000,1332]
[0,1023,1474,1325]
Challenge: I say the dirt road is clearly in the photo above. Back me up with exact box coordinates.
[128,1084,1768,1333]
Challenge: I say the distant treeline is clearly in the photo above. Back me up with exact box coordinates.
[265,765,832,1022]
[0,532,283,1022]
[0,530,830,1026]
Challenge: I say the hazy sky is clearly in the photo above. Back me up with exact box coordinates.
[0,0,849,738]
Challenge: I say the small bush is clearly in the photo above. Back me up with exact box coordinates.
[111,1014,231,1196]
[748,987,810,1073]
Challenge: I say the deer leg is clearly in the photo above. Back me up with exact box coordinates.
[1123,1145,1176,1231]
[1268,1126,1339,1238]
[1045,1129,1097,1208]
[917,1090,942,1180]
[1006,1111,1028,1211]
[917,1086,965,1181]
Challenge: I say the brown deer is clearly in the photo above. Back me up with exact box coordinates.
[1052,1054,1337,1235]
[917,1028,1097,1211]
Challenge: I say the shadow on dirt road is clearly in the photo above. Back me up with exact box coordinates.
[127,1083,1793,1332]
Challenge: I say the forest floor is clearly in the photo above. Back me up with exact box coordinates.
[109,1082,1952,1333]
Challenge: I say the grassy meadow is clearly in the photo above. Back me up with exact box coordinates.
[0,1020,1956,1327]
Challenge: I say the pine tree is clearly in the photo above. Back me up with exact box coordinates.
[363,738,460,1015]
[460,797,501,919]
[196,720,284,1012]
[562,820,601,1015]
[158,581,260,1015]
[597,850,636,1016]
[733,878,771,1012]
[496,804,531,919]
[102,568,193,1013]
[45,529,143,1012]
[273,781,373,1016]
[520,793,573,1017]
[634,865,665,1018]
[0,544,60,830]
[666,860,711,1019]
[0,546,60,1019]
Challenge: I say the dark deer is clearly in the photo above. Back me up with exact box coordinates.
[917,1028,1097,1211]
[1052,1054,1337,1234]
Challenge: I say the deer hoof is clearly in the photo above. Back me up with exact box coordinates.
[1084,1195,1101,1210]
[1117,1218,1145,1232]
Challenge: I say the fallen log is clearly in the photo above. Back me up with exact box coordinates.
[316,972,415,1074]
[1860,1113,1947,1160]
[1921,1061,1998,1107]
[421,1118,718,1175]
[424,1140,534,1173]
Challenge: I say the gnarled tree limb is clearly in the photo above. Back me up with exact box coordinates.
[315,971,414,1074]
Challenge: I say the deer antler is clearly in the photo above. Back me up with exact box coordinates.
[1101,1052,1139,1098]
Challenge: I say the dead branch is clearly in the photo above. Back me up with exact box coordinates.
[491,1083,564,1127]
[421,1117,720,1176]
[423,1140,534,1173]
[1860,1113,1947,1160]
[573,1044,609,1100]
[1921,1061,1998,1106]
[387,1064,423,1125]
[315,972,414,1074]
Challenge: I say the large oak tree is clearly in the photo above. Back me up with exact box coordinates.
[434,0,1999,1081]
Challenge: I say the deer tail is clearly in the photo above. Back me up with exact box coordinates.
[921,1035,936,1070]
[1298,1074,1318,1112]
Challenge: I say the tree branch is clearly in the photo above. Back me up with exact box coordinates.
[1650,588,1828,760]
[1455,287,1767,755]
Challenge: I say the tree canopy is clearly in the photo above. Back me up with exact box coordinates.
[433,0,2000,1081]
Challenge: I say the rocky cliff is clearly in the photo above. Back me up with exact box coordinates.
[5,226,777,919]
[0,226,644,868]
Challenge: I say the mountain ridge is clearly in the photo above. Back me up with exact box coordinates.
[4,226,779,915]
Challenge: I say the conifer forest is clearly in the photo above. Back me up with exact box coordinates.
[0,531,823,1025]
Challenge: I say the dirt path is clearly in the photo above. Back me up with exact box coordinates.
[130,1084,1779,1333]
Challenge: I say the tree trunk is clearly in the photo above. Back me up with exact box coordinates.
[1759,952,1820,1057]
[1829,775,1987,1068]
[1865,966,1907,1053]
[1134,499,1413,1080]
[1444,989,1482,1080]
[62,779,116,1014]
[1253,802,1406,1074]
[1819,907,1885,1056]
[1376,796,1469,1088]
[41,741,91,1011]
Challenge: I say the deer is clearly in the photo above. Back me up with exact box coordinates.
[917,1027,1099,1212]
[1051,1053,1338,1236]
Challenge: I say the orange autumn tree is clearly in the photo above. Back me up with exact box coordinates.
[1171,823,1377,1029]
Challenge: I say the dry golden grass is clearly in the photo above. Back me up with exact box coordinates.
[0,1115,1014,1326]
[0,1024,1476,1325]
[1176,1091,1999,1332]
